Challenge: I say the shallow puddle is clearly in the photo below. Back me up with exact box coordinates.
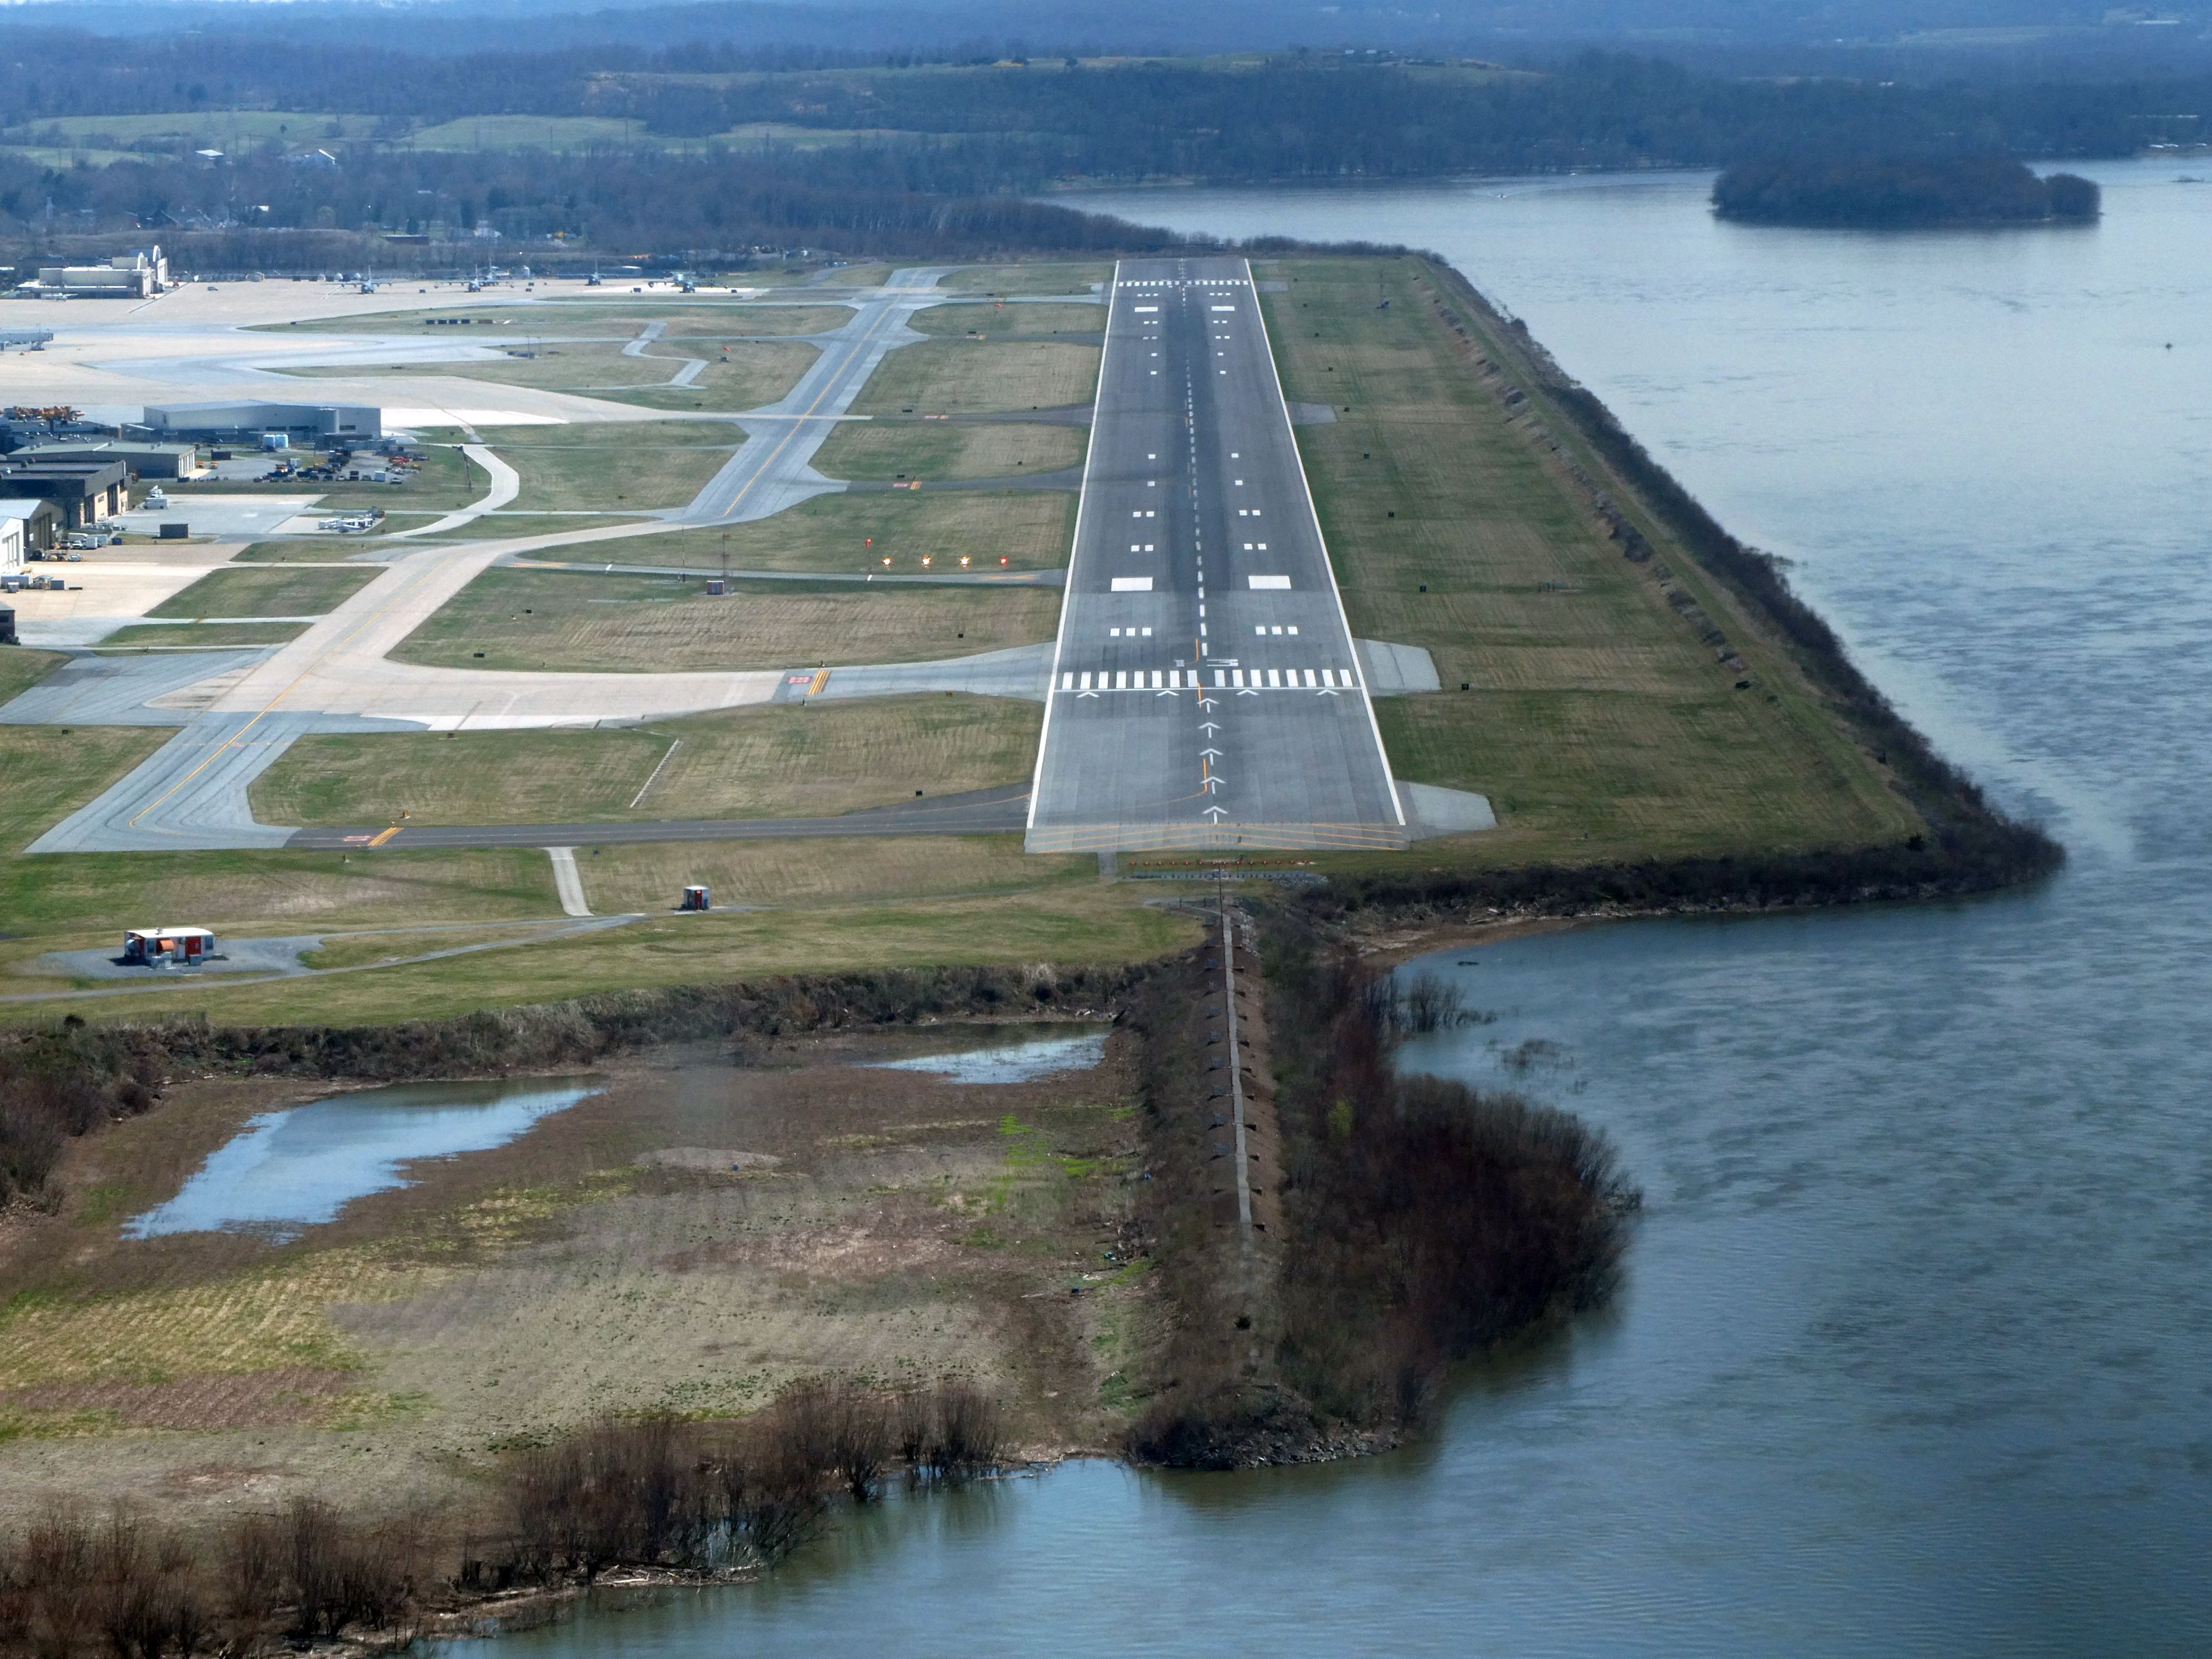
[122,1077,602,1241]
[862,1030,1108,1085]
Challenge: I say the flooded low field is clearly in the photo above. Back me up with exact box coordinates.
[0,1018,1140,1532]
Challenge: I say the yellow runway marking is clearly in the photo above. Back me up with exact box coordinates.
[368,825,402,847]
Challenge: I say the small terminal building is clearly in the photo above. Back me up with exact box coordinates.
[142,400,381,447]
[122,926,217,967]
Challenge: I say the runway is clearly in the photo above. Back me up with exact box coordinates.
[1025,255,1405,853]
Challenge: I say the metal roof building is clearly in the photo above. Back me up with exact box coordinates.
[142,401,381,443]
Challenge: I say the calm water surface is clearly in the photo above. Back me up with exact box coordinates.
[125,1077,599,1239]
[862,1029,1108,1083]
[480,161,2212,1652]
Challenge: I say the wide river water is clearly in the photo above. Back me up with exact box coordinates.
[479,161,2212,1653]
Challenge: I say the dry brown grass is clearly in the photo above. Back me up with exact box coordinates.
[0,1032,1150,1527]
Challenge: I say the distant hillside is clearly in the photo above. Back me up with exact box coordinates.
[1712,156,2101,228]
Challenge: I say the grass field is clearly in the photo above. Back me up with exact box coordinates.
[147,564,379,619]
[810,420,1083,481]
[0,868,1189,1027]
[99,622,308,650]
[387,567,1058,673]
[660,306,853,338]
[940,263,1113,296]
[575,489,1075,574]
[2,111,380,150]
[0,648,63,705]
[910,302,1103,339]
[254,694,1043,827]
[849,341,1101,415]
[1262,256,1915,866]
[0,728,169,853]
[476,424,738,512]
[285,340,817,411]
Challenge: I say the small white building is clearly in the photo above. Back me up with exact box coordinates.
[0,515,22,573]
[122,925,216,966]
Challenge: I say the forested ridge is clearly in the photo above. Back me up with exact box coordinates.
[0,42,2200,262]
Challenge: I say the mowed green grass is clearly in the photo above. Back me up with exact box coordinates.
[251,694,1043,826]
[100,623,307,650]
[850,341,1100,414]
[476,424,739,512]
[1263,256,1916,865]
[148,564,378,619]
[2,874,1196,1028]
[811,420,1083,481]
[387,567,1058,673]
[661,306,853,338]
[0,648,64,706]
[576,489,1074,574]
[910,302,1103,339]
[0,728,170,853]
[940,263,1113,296]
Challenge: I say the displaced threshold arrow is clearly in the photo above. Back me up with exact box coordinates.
[1203,806,1228,821]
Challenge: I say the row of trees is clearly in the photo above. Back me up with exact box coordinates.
[0,42,2205,168]
[0,1384,1008,1655]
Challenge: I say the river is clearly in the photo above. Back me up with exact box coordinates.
[473,161,2212,1653]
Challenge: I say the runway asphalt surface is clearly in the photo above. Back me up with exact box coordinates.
[1024,255,1406,853]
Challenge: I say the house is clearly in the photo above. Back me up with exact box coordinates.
[0,458,128,527]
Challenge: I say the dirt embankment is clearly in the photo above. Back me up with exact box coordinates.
[1124,909,1638,1470]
